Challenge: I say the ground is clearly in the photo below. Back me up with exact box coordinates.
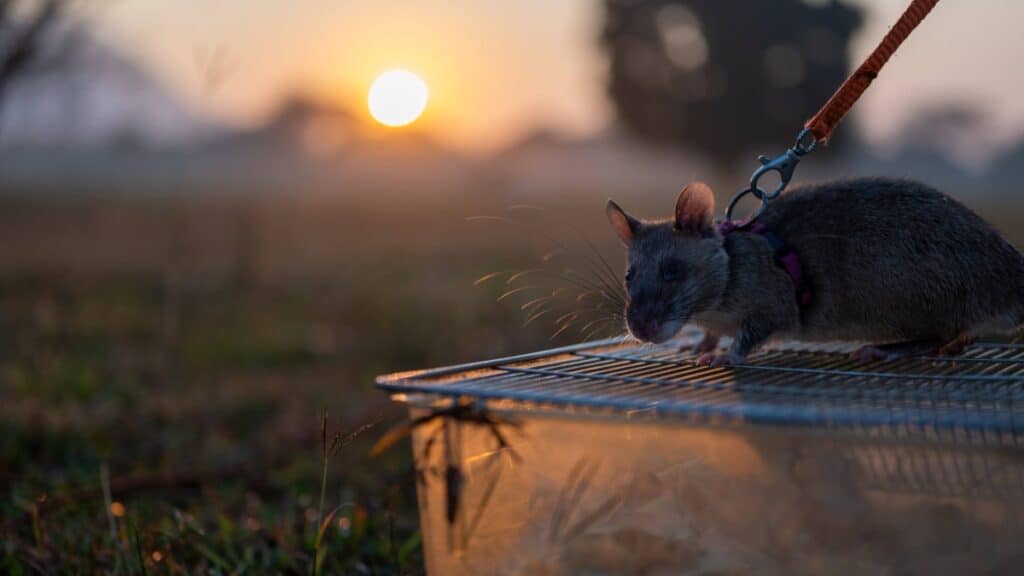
[0,190,627,574]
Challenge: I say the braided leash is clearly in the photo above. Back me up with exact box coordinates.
[726,0,941,221]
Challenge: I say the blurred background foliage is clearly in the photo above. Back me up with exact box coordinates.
[602,0,860,165]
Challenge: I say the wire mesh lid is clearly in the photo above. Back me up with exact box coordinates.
[376,330,1024,439]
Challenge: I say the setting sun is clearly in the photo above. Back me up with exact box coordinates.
[367,70,429,127]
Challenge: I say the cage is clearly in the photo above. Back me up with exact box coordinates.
[376,328,1024,575]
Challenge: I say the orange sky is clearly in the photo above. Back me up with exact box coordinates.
[97,0,1024,155]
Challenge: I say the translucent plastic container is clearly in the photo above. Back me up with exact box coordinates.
[378,335,1024,575]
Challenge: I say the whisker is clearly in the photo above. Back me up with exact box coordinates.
[562,269,624,307]
[465,215,515,223]
[496,286,534,302]
[561,266,622,301]
[550,322,576,340]
[583,321,623,342]
[563,267,625,306]
[473,270,512,286]
[493,211,626,303]
[586,240,627,299]
[507,204,545,212]
[523,307,556,327]
[538,271,620,306]
[578,317,619,335]
[555,311,581,326]
[529,210,628,303]
[520,296,553,311]
[468,208,636,345]
[506,269,542,285]
[542,249,565,262]
[471,209,628,309]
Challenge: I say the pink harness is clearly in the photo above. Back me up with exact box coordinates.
[719,220,812,308]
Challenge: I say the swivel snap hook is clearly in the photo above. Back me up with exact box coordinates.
[725,128,818,222]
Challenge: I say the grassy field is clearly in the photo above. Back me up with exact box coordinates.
[0,190,632,574]
[4,184,1024,574]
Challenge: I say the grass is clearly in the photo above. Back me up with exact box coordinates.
[0,267,450,573]
[0,190,629,574]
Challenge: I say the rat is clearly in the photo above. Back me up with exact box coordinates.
[606,177,1024,366]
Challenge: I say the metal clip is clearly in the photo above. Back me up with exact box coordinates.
[725,128,818,221]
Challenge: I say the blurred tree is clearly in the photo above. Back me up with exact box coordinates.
[0,0,66,106]
[601,0,862,166]
[899,102,988,163]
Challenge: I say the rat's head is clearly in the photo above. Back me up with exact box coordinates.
[606,182,729,343]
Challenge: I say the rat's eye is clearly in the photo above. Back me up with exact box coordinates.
[625,267,635,283]
[660,259,684,282]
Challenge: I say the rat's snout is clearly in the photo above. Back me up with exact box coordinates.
[627,313,661,342]
[626,294,664,342]
[626,291,684,344]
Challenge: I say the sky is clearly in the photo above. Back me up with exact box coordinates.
[95,0,1024,156]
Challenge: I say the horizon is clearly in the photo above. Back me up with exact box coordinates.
[91,0,1024,160]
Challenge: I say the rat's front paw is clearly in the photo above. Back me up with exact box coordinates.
[695,352,742,367]
[681,333,720,355]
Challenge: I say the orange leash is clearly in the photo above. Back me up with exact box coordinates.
[725,0,941,221]
[805,0,940,144]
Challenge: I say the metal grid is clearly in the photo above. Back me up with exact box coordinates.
[376,333,1024,441]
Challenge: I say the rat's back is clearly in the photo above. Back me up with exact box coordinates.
[758,177,1024,342]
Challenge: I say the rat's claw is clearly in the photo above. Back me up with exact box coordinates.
[934,334,973,357]
[681,334,719,355]
[696,352,741,367]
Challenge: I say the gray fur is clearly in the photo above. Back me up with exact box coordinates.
[610,177,1024,360]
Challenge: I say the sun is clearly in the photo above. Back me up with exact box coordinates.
[367,70,429,127]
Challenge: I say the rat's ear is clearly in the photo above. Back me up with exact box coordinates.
[606,200,639,246]
[674,182,715,236]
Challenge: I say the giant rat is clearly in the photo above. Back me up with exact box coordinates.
[606,177,1024,366]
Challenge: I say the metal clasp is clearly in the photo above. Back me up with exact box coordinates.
[725,128,818,221]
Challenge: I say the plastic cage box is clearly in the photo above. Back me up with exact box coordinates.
[376,329,1024,575]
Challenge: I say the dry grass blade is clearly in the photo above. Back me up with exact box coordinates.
[314,411,331,576]
[554,459,599,540]
[561,490,625,543]
[313,413,380,576]
[313,503,354,575]
[334,417,382,456]
[130,518,150,576]
[548,458,598,544]
[370,421,417,458]
[100,463,124,574]
[461,453,506,548]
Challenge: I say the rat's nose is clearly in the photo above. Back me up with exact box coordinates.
[628,315,660,342]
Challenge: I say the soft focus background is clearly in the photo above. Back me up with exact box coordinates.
[4,0,1024,573]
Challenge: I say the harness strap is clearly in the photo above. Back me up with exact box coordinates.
[719,221,812,308]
